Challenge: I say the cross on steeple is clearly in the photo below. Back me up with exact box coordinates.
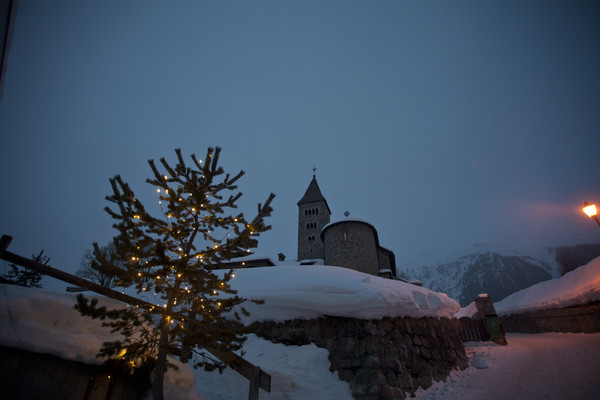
[312,166,317,177]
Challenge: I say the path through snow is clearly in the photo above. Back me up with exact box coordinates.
[415,332,600,400]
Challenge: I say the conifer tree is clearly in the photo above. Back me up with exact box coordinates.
[2,250,46,288]
[76,242,123,288]
[75,147,275,400]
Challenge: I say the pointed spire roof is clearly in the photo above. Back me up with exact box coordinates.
[298,175,331,214]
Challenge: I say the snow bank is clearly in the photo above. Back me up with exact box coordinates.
[495,256,600,316]
[194,334,353,400]
[0,284,196,400]
[0,284,120,364]
[228,265,460,322]
[455,300,479,319]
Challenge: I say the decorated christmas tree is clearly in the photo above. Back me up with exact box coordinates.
[75,147,275,400]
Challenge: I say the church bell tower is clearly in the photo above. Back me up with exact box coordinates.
[297,173,331,261]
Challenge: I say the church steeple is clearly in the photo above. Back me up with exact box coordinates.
[297,174,331,261]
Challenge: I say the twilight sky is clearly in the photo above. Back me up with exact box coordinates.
[1,0,599,290]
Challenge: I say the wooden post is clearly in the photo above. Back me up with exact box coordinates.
[0,234,271,394]
[248,366,261,400]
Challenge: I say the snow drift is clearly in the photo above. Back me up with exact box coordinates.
[495,256,600,315]
[227,265,460,322]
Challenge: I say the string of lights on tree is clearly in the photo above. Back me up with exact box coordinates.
[75,147,275,397]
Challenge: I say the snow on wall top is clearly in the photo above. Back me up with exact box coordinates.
[0,264,459,365]
[455,300,479,319]
[495,256,600,316]
[228,265,460,322]
[0,284,196,399]
[0,284,122,364]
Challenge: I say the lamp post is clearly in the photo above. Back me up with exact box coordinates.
[583,202,600,227]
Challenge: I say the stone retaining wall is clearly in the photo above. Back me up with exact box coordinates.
[251,316,468,400]
[500,301,600,334]
[0,345,149,400]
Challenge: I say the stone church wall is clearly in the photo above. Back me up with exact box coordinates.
[377,248,392,271]
[323,221,379,276]
[251,316,468,400]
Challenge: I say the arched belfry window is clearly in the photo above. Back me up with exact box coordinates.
[304,208,320,216]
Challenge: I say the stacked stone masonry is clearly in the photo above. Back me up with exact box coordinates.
[251,316,469,400]
[322,221,380,276]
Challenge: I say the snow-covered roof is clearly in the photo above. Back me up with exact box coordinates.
[321,218,375,233]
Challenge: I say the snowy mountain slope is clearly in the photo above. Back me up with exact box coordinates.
[402,244,600,306]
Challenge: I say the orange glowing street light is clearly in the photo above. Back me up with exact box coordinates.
[583,202,600,227]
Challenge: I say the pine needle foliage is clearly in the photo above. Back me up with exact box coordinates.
[2,250,46,288]
[76,242,124,288]
[75,147,275,400]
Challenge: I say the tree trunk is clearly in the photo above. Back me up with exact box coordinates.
[152,318,171,400]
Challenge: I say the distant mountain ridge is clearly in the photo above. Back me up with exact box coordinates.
[402,244,600,306]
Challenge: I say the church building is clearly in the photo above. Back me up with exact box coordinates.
[297,175,397,279]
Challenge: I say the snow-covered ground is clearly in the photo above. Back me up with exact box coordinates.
[193,332,600,400]
[414,332,600,400]
[194,334,354,400]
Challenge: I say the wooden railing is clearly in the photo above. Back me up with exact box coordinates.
[458,317,490,342]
